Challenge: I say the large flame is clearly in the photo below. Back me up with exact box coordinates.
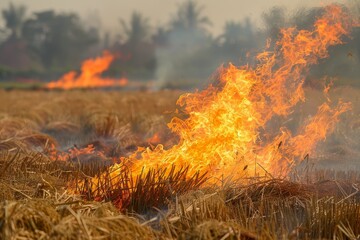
[97,5,354,184]
[46,51,128,89]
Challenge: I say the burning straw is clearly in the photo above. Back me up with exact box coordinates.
[88,4,358,189]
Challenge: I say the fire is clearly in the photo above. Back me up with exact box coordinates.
[47,144,105,161]
[95,5,355,185]
[146,133,161,145]
[46,51,128,89]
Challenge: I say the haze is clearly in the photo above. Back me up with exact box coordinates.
[0,0,347,34]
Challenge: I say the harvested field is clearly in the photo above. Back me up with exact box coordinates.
[0,88,359,239]
[1,4,360,239]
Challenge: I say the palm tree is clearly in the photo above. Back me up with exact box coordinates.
[291,7,323,30]
[171,0,211,33]
[262,6,286,41]
[0,28,7,43]
[22,10,99,68]
[119,12,155,71]
[221,21,243,46]
[1,2,27,39]
[120,11,150,45]
[220,18,254,47]
[152,27,168,47]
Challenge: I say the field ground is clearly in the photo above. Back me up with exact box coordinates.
[0,87,360,239]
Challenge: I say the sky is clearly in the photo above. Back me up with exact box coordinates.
[0,0,349,35]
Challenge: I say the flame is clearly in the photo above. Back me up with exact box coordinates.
[48,144,105,161]
[146,133,161,145]
[93,5,354,185]
[46,51,128,89]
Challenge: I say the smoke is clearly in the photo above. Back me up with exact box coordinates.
[153,3,360,91]
[154,29,216,90]
[153,19,262,90]
[152,4,360,176]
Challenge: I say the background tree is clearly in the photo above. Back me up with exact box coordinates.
[115,11,155,78]
[291,7,323,30]
[0,29,8,44]
[221,21,244,46]
[168,0,212,45]
[152,27,168,47]
[22,10,99,69]
[0,3,31,70]
[1,2,26,39]
[171,0,211,33]
[262,6,286,42]
[154,0,215,88]
[0,2,358,87]
[220,18,254,48]
[216,18,258,66]
[120,11,150,46]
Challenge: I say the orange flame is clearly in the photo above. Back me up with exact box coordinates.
[48,144,106,161]
[146,133,161,145]
[46,51,128,89]
[96,5,355,184]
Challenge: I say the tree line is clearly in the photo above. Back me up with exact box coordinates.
[0,1,359,88]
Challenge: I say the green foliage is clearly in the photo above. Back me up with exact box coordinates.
[0,2,359,87]
[262,6,286,41]
[171,0,211,33]
[1,2,26,39]
[22,10,99,69]
[120,11,151,45]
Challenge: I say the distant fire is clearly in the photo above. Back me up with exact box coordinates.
[46,51,127,89]
[77,5,356,187]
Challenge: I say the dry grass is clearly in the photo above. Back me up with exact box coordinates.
[0,88,358,239]
[2,178,360,239]
[0,199,162,240]
[76,164,208,213]
[162,179,360,239]
[0,89,179,149]
[0,148,75,201]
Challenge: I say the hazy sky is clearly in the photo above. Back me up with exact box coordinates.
[0,0,349,35]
